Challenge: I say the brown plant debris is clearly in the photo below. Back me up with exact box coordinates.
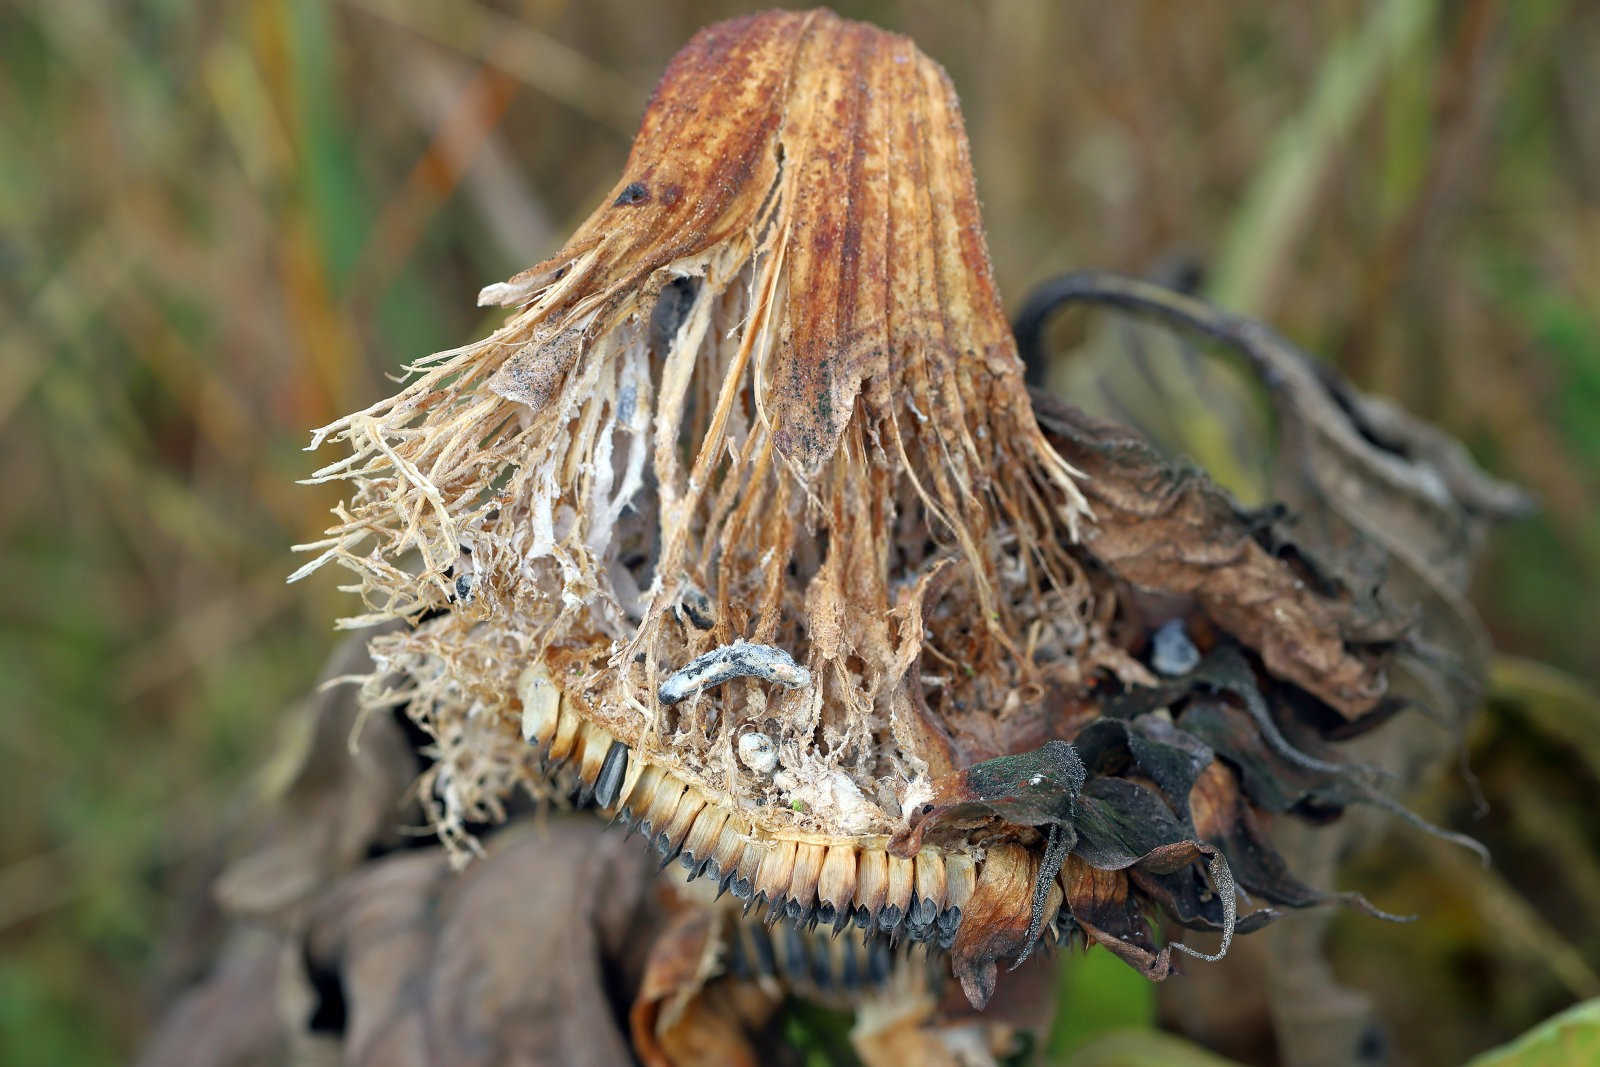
[632,874,1027,1066]
[291,7,1512,1019]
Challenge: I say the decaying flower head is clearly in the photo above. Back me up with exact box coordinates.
[295,8,1507,1019]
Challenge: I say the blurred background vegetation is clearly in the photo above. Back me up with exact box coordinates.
[1,1,1596,1064]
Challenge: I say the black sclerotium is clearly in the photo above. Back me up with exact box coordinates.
[657,641,811,705]
[613,180,649,205]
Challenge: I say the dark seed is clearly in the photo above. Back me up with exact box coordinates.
[715,868,737,901]
[649,276,699,354]
[810,938,832,988]
[877,904,902,933]
[840,940,860,989]
[783,923,808,980]
[676,584,716,630]
[868,939,892,984]
[854,905,872,930]
[937,906,961,939]
[725,933,750,979]
[592,741,629,808]
[749,926,777,979]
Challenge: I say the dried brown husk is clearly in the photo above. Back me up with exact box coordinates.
[289,6,1511,1023]
[295,9,1097,858]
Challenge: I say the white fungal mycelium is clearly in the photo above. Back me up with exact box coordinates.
[737,730,778,774]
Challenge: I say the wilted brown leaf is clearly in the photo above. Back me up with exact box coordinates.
[630,906,776,1067]
[302,820,659,1067]
[136,931,302,1067]
[213,631,419,918]
[1034,394,1393,720]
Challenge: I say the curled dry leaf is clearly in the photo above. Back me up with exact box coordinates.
[631,905,770,1067]
[142,817,660,1067]
[136,931,299,1067]
[300,820,659,1067]
[213,630,419,917]
[1012,270,1529,1064]
[1016,270,1531,723]
[1031,398,1397,719]
[288,5,1520,1035]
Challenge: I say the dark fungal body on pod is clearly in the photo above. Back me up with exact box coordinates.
[672,580,716,631]
[656,641,812,706]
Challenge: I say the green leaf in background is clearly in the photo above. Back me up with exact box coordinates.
[287,0,368,290]
[1046,946,1157,1057]
[1466,999,1600,1067]
[1055,1029,1245,1067]
[1491,657,1600,784]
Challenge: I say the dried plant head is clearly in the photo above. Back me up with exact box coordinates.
[296,9,1503,1014]
[301,8,1093,893]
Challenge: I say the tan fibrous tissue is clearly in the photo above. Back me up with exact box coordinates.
[294,9,1100,856]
